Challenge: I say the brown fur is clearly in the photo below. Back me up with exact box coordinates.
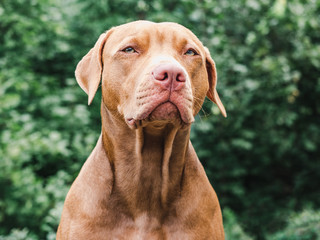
[57,21,226,240]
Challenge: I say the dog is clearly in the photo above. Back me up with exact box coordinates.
[57,20,226,240]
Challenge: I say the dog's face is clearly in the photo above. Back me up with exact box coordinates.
[75,21,226,128]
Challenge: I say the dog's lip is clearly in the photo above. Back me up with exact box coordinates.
[149,101,181,121]
[125,100,189,129]
[126,118,136,126]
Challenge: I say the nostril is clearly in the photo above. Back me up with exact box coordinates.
[176,72,186,82]
[152,64,187,91]
[162,72,168,81]
[152,71,168,81]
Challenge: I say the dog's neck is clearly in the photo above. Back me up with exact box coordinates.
[100,103,191,219]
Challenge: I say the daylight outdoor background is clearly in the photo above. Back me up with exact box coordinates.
[0,0,319,239]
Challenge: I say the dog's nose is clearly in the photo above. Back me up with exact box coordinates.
[152,64,186,91]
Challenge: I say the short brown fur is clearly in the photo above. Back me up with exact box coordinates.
[57,21,226,240]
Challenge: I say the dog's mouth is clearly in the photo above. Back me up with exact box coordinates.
[126,101,190,129]
[149,102,180,121]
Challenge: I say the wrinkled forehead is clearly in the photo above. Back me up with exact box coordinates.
[106,21,204,52]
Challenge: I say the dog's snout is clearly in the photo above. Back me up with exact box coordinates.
[152,64,186,91]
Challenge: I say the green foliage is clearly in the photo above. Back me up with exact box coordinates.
[0,0,98,238]
[223,208,253,240]
[0,0,319,239]
[267,209,320,240]
[0,228,37,240]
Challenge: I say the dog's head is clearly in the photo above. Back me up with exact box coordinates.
[75,21,226,129]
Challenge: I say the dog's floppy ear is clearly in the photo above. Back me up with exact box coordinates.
[204,47,227,117]
[75,30,113,105]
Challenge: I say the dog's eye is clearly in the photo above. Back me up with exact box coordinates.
[185,49,198,56]
[122,47,137,54]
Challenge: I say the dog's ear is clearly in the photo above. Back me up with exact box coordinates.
[75,30,113,105]
[204,47,227,117]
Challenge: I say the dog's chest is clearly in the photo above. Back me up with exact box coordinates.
[82,212,190,240]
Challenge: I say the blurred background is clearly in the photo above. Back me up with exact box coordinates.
[0,0,319,239]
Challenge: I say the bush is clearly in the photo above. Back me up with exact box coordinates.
[268,209,320,240]
[224,208,253,240]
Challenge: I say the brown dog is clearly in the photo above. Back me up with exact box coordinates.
[57,21,226,240]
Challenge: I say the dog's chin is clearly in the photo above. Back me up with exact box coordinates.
[125,102,193,129]
[149,102,180,121]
